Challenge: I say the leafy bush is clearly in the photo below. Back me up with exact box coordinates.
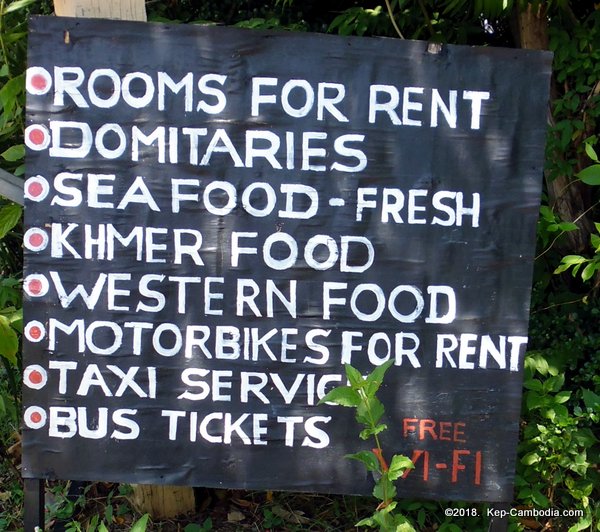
[1,1,600,531]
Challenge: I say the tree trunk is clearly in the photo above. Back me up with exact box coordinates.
[516,2,592,254]
[51,0,196,519]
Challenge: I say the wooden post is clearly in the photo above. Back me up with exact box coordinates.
[48,0,196,520]
[54,0,146,21]
[487,502,510,532]
[23,479,44,532]
[129,484,197,520]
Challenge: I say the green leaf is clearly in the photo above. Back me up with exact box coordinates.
[2,31,27,44]
[355,516,376,527]
[585,141,599,162]
[1,144,24,162]
[438,524,462,532]
[54,498,75,520]
[359,424,387,440]
[553,263,572,275]
[318,386,361,407]
[543,404,568,421]
[557,222,578,232]
[105,501,114,524]
[365,359,394,396]
[523,378,542,391]
[526,391,547,410]
[388,454,414,481]
[9,307,22,333]
[373,474,397,502]
[543,374,565,393]
[559,255,587,266]
[521,452,541,465]
[98,523,109,532]
[183,524,204,532]
[0,75,22,113]
[539,205,555,222]
[356,395,385,426]
[582,389,600,411]
[346,450,380,472]
[131,514,150,532]
[568,515,593,532]
[524,353,550,376]
[553,390,571,404]
[345,364,364,389]
[3,0,37,14]
[530,489,549,508]
[393,513,416,532]
[0,315,18,365]
[566,479,593,500]
[0,203,21,239]
[581,262,598,281]
[577,164,600,185]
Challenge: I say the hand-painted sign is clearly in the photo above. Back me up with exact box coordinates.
[23,16,552,501]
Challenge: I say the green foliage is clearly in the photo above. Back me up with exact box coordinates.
[542,9,600,276]
[44,482,152,531]
[515,302,600,531]
[320,361,415,532]
[0,0,28,410]
[184,518,213,532]
[548,13,600,162]
[64,512,150,532]
[0,203,20,239]
[554,141,600,283]
[577,139,600,185]
[325,0,516,44]
[329,6,389,37]
[0,0,37,178]
[262,507,285,529]
[0,465,23,531]
[131,513,150,532]
[0,306,20,366]
[0,1,598,530]
[147,0,314,30]
[0,201,21,417]
[235,17,307,31]
[516,352,600,530]
[538,204,579,251]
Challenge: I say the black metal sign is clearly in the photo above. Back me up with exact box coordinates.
[23,16,552,501]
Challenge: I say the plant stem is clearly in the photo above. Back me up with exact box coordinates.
[0,0,9,78]
[417,0,436,38]
[384,0,404,39]
[359,389,391,505]
[536,197,600,260]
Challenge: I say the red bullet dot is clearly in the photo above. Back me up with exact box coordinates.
[29,233,44,247]
[31,74,47,91]
[30,412,42,424]
[28,128,46,146]
[28,279,42,295]
[28,182,44,197]
[29,370,43,385]
[29,326,42,340]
